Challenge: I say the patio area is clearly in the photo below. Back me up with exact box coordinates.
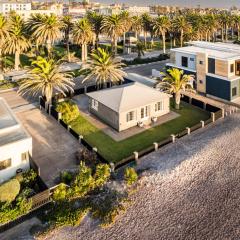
[72,94,179,141]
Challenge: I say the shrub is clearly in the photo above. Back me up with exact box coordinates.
[56,100,80,124]
[124,167,138,186]
[60,171,73,185]
[94,164,111,188]
[53,183,68,201]
[75,148,98,167]
[71,162,95,198]
[0,179,20,203]
[21,169,38,188]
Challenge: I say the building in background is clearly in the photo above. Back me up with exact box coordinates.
[167,41,240,101]
[0,0,31,15]
[123,6,150,16]
[0,97,32,183]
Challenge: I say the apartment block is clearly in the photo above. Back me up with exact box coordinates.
[167,41,240,101]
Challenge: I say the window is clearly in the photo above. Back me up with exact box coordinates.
[230,64,234,73]
[181,56,188,67]
[199,80,203,84]
[141,106,149,119]
[0,159,11,170]
[232,87,237,97]
[208,58,215,74]
[91,99,98,111]
[190,58,194,62]
[199,60,203,65]
[126,111,134,122]
[21,152,28,162]
[155,102,163,111]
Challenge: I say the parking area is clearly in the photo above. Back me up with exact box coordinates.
[16,108,81,187]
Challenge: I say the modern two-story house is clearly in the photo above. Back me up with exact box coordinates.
[166,41,240,101]
[0,97,32,183]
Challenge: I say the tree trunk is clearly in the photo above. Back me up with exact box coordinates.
[15,51,20,71]
[114,37,117,56]
[67,42,71,62]
[96,34,99,49]
[47,42,52,57]
[144,31,147,48]
[173,38,176,47]
[221,27,224,42]
[175,91,181,110]
[231,28,234,39]
[151,37,154,49]
[84,44,88,62]
[238,27,240,41]
[226,24,228,41]
[162,32,166,54]
[81,44,85,63]
[180,29,183,47]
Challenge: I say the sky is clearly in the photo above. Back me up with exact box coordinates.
[95,0,240,8]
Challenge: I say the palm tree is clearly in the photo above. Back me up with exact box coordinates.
[4,14,30,71]
[131,16,142,40]
[87,12,103,49]
[18,56,74,104]
[83,47,126,87]
[135,41,145,58]
[101,14,124,55]
[141,13,152,48]
[27,13,62,56]
[119,11,132,50]
[234,15,240,40]
[72,18,93,63]
[173,16,190,47]
[158,68,193,109]
[62,15,73,62]
[153,16,171,53]
[0,14,9,71]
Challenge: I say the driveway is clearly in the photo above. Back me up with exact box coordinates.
[16,108,81,187]
[42,113,240,239]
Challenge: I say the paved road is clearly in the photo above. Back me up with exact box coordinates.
[125,61,168,77]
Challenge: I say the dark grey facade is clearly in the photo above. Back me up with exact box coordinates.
[206,75,240,101]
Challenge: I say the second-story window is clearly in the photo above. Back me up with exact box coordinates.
[230,64,234,73]
[208,58,215,74]
[181,56,188,68]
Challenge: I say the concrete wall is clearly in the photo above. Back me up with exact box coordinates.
[0,138,32,184]
[88,97,119,131]
[175,52,196,71]
[119,98,170,131]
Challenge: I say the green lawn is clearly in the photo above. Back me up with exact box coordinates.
[70,101,210,163]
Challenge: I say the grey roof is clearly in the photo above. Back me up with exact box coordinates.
[0,97,31,147]
[86,82,170,112]
[125,73,157,88]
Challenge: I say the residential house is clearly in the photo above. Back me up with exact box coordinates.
[0,1,31,15]
[167,41,240,101]
[86,82,170,131]
[0,97,32,183]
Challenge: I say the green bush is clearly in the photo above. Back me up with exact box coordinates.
[124,167,138,186]
[0,179,20,203]
[56,100,80,124]
[94,164,111,188]
[53,183,68,201]
[21,169,38,188]
[71,162,95,198]
[0,197,32,224]
[60,171,73,185]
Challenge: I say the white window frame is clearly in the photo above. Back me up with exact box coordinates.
[126,111,134,122]
[155,102,163,112]
[91,99,98,111]
[141,106,150,119]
